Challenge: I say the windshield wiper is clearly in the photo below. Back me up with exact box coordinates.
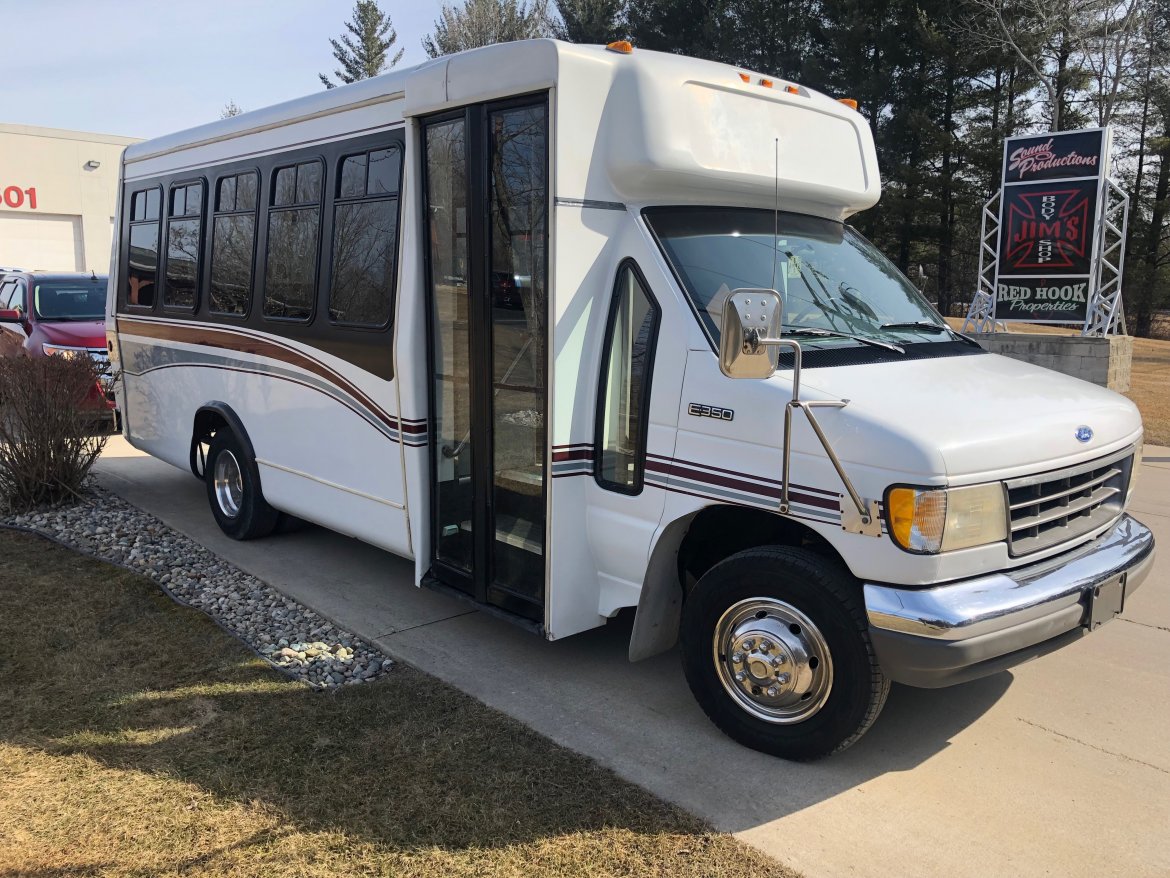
[879,320,948,333]
[783,325,905,354]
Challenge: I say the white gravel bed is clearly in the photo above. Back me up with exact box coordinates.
[2,484,393,689]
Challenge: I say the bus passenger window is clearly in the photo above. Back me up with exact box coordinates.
[264,160,322,321]
[328,145,401,327]
[164,182,204,310]
[125,187,161,309]
[210,172,259,316]
[595,264,660,493]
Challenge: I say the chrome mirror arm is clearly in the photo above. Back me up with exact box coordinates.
[742,336,872,525]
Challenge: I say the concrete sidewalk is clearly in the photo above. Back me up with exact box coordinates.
[95,439,1170,878]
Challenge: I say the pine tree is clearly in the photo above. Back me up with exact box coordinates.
[554,0,625,43]
[320,1,404,89]
[423,0,553,58]
[625,0,731,62]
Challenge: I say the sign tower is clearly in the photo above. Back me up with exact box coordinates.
[963,127,1129,335]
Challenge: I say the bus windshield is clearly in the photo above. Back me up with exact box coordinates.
[644,207,948,348]
[34,280,107,321]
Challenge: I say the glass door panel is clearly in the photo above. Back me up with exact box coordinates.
[425,118,474,579]
[488,104,548,607]
[424,98,548,618]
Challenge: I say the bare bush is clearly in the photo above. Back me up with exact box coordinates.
[0,353,112,511]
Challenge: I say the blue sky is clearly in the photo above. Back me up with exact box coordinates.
[4,0,447,139]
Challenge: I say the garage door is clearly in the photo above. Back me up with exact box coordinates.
[0,211,83,271]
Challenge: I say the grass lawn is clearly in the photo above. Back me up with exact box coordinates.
[0,529,795,878]
[1127,335,1170,446]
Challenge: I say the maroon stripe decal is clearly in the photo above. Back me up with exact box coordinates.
[646,452,839,497]
[552,448,595,462]
[644,477,835,527]
[644,458,839,511]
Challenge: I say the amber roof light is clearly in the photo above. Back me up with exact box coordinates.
[838,98,859,110]
[606,41,633,54]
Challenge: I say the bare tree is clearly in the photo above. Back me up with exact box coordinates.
[1080,0,1146,126]
[220,100,243,119]
[967,0,1142,130]
[423,0,553,58]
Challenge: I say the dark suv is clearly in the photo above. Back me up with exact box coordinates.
[0,270,115,415]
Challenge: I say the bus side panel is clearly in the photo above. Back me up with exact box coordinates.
[117,327,413,558]
[547,214,691,639]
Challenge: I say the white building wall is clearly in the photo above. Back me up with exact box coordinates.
[0,123,141,272]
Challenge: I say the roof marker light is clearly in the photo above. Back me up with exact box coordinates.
[739,73,751,83]
[606,40,633,54]
[759,78,774,88]
[785,85,800,95]
[838,98,859,110]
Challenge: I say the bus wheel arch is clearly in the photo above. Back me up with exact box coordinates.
[190,402,255,480]
[191,403,278,541]
[629,504,851,663]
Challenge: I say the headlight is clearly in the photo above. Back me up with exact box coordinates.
[41,343,88,359]
[886,483,1007,554]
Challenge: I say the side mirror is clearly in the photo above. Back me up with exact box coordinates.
[0,308,23,323]
[718,289,784,379]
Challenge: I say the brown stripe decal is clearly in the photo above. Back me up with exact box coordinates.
[118,317,424,441]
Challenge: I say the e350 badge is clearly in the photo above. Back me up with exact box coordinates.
[688,403,734,422]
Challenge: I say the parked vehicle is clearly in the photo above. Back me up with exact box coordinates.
[490,271,523,309]
[107,40,1154,759]
[0,270,116,416]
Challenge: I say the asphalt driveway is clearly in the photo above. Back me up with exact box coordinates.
[94,437,1170,878]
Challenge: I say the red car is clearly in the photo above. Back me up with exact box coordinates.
[0,270,116,417]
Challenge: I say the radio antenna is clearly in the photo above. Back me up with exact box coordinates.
[770,137,780,292]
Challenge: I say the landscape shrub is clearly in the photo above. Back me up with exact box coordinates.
[0,352,112,511]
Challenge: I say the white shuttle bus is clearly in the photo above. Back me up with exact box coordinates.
[108,40,1154,759]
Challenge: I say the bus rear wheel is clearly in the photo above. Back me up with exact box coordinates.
[680,545,889,760]
[204,430,278,540]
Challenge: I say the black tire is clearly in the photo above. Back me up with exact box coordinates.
[680,545,889,760]
[204,430,279,541]
[274,512,306,534]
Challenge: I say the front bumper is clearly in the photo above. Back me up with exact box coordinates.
[864,515,1155,687]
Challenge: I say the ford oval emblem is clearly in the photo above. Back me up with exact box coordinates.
[1075,425,1094,443]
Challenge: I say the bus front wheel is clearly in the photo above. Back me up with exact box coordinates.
[204,430,279,540]
[680,545,889,760]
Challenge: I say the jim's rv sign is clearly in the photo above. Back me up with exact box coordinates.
[995,128,1108,323]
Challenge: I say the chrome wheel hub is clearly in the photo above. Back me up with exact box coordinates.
[213,450,244,519]
[713,598,833,723]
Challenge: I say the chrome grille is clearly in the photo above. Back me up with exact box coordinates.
[1006,448,1132,556]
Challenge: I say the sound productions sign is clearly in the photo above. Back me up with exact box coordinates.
[994,128,1109,324]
